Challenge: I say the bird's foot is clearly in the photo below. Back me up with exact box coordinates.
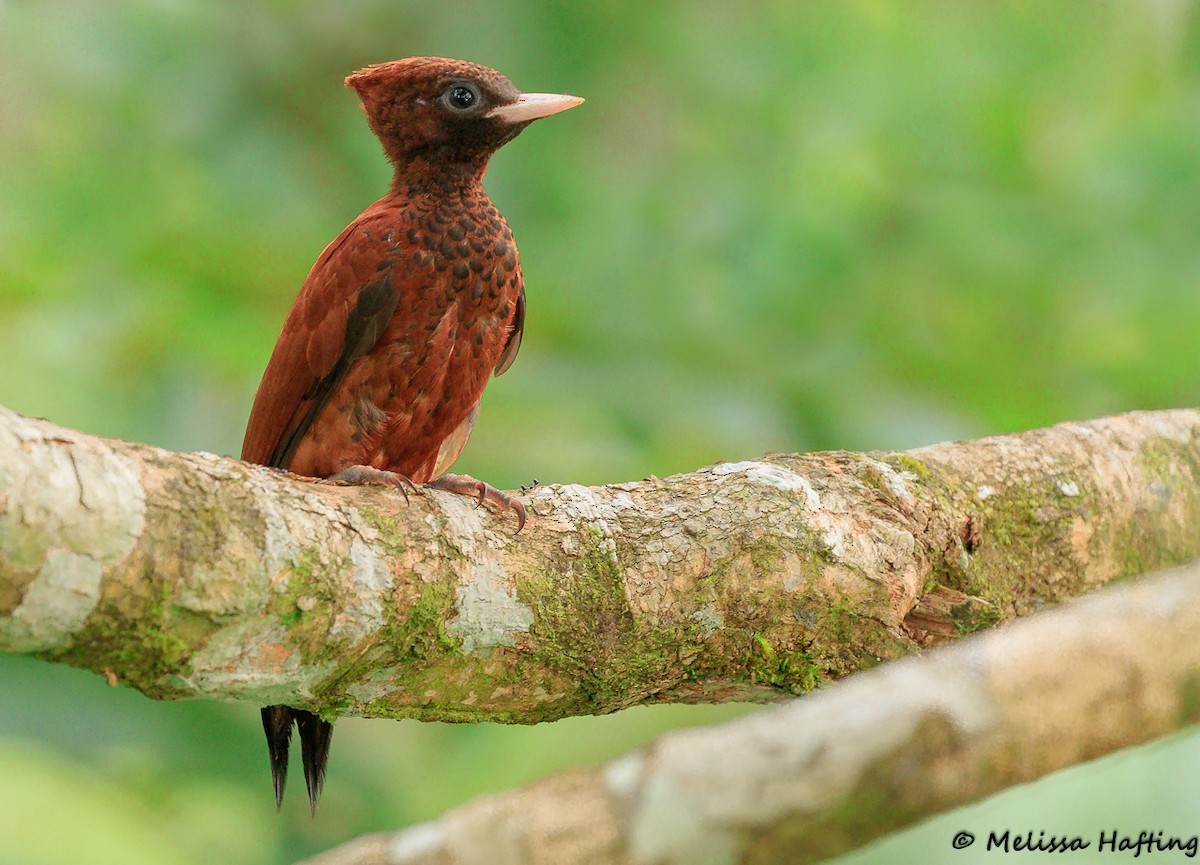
[426,473,527,533]
[324,465,418,504]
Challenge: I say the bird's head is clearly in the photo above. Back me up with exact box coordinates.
[346,57,583,183]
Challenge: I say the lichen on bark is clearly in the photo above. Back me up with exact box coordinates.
[2,404,1200,723]
[299,559,1200,865]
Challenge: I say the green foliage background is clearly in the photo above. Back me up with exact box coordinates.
[1,1,1199,862]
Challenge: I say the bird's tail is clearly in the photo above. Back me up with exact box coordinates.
[261,705,334,815]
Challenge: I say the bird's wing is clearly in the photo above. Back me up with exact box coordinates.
[241,205,402,470]
[493,284,524,376]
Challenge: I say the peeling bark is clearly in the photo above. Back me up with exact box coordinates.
[2,404,1200,722]
[293,559,1200,865]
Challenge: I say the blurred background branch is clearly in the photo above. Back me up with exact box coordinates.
[295,558,1200,865]
[4,2,1200,862]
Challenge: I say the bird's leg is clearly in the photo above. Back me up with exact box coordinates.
[323,465,418,504]
[426,473,527,533]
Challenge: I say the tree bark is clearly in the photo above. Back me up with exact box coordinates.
[2,404,1199,721]
[293,558,1200,865]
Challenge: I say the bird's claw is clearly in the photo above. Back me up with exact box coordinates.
[509,498,527,534]
[426,473,527,534]
[324,465,418,504]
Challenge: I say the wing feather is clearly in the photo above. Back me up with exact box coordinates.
[241,201,401,470]
[493,285,524,377]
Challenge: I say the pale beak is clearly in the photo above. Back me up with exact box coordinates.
[487,92,584,124]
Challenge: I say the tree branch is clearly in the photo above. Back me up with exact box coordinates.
[2,403,1199,721]
[293,558,1200,865]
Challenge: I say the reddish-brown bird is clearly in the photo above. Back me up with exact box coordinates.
[241,57,582,813]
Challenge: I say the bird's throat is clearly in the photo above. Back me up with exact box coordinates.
[391,155,489,198]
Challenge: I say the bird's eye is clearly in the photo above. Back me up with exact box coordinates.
[444,84,479,112]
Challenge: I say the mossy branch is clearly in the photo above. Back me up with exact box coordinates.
[295,558,1200,865]
[2,403,1200,721]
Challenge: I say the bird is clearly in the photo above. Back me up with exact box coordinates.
[240,56,582,814]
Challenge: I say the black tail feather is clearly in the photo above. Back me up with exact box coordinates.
[261,705,294,812]
[296,710,334,815]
